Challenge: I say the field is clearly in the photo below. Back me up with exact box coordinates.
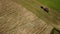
[38,0,60,11]
[12,0,60,30]
[0,0,53,34]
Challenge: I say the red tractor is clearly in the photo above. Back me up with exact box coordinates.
[40,6,49,13]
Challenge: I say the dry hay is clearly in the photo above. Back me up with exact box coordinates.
[0,0,53,34]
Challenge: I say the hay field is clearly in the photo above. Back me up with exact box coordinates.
[0,0,53,34]
[12,0,60,30]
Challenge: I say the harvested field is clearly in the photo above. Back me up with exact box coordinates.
[12,0,60,30]
[0,0,53,34]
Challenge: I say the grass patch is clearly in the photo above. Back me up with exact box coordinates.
[51,28,60,34]
[37,0,60,11]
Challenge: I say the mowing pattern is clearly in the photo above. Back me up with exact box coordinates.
[0,0,53,34]
[13,0,60,30]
